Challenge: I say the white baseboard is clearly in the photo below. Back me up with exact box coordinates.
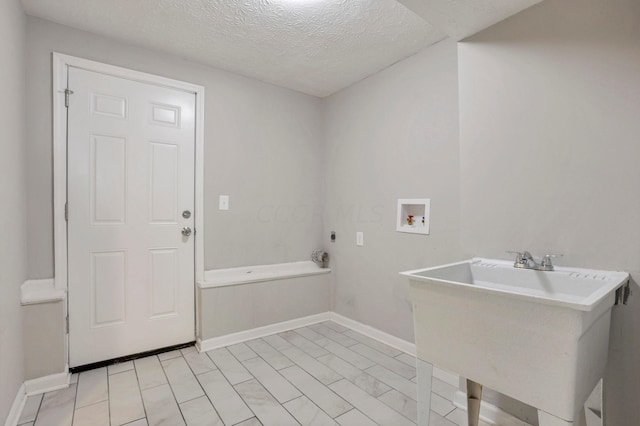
[24,365,70,396]
[196,310,462,389]
[454,390,530,426]
[3,384,26,426]
[328,312,459,388]
[328,312,417,355]
[432,367,459,388]
[196,312,332,352]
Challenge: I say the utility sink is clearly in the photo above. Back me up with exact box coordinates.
[402,258,629,425]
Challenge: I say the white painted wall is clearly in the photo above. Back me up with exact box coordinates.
[0,0,27,422]
[322,39,461,342]
[25,16,324,277]
[458,0,640,422]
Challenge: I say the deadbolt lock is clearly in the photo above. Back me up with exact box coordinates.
[182,210,191,219]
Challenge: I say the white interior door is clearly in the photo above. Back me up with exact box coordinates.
[67,67,196,367]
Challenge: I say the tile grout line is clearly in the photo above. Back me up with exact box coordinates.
[277,396,305,426]
[308,324,360,348]
[430,356,436,423]
[205,348,261,423]
[278,330,328,360]
[303,325,410,370]
[225,339,304,425]
[70,374,79,426]
[249,337,353,421]
[182,347,230,424]
[337,405,381,425]
[158,353,193,425]
[375,389,418,424]
[32,323,473,426]
[25,393,44,426]
[130,357,148,426]
[106,367,111,426]
[278,327,416,420]
[296,325,411,385]
[281,326,420,422]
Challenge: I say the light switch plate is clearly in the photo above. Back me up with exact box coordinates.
[219,195,229,210]
[356,232,364,246]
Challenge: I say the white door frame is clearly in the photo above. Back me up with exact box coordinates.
[52,53,205,350]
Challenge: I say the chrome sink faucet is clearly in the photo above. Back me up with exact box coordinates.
[508,251,562,271]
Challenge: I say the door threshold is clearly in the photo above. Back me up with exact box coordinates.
[70,341,196,374]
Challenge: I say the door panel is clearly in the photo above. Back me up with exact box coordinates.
[91,135,126,224]
[149,248,178,318]
[68,67,196,367]
[149,141,179,223]
[91,250,126,327]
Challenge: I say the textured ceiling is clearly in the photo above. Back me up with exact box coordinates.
[21,0,446,97]
[21,0,542,97]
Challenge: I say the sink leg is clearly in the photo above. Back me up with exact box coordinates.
[416,359,433,426]
[466,379,483,426]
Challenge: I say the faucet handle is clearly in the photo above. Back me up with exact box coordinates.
[506,250,523,259]
[539,254,563,271]
[507,251,528,268]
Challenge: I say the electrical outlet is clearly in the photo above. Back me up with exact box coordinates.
[356,232,364,246]
[219,195,229,210]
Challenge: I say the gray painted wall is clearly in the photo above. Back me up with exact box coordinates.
[26,17,324,277]
[458,0,640,423]
[19,5,640,423]
[23,301,66,380]
[199,275,330,340]
[322,39,461,342]
[0,0,27,422]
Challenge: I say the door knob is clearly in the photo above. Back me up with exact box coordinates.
[182,227,192,237]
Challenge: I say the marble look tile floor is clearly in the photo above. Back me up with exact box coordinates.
[17,321,492,426]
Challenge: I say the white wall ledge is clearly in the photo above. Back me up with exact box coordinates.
[198,261,331,289]
[21,279,65,305]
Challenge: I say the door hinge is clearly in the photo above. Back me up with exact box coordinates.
[66,316,69,334]
[64,89,74,108]
[65,202,68,221]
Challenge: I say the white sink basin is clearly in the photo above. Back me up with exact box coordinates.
[402,258,628,424]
